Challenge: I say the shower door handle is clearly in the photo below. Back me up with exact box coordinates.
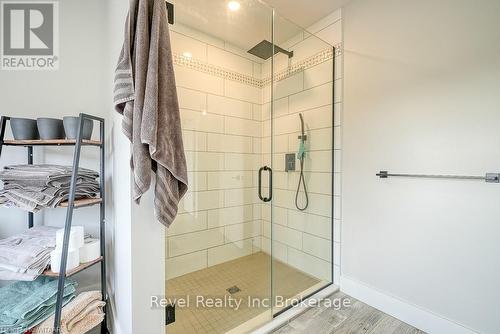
[258,166,273,202]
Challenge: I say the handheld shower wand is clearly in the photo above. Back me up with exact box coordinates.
[295,113,309,211]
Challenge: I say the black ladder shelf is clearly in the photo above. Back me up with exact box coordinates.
[0,113,108,334]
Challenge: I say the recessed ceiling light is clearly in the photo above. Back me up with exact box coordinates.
[228,1,240,11]
[182,52,192,59]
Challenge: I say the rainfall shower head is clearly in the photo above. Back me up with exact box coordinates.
[247,40,294,60]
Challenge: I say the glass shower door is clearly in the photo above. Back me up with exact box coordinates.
[165,1,275,333]
[269,12,336,315]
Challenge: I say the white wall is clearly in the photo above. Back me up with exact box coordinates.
[342,1,500,333]
[0,0,107,288]
[0,1,138,332]
[105,0,133,333]
[0,2,136,333]
[106,0,168,332]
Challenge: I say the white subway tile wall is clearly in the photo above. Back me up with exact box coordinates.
[167,25,263,278]
[166,10,342,285]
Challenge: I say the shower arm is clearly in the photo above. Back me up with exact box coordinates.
[275,45,294,59]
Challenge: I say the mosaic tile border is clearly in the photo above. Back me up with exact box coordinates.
[173,53,262,88]
[173,42,343,89]
[262,44,343,86]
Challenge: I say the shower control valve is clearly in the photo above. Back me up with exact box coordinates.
[285,153,296,172]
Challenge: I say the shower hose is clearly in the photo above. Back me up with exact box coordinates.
[295,157,309,211]
[295,113,309,211]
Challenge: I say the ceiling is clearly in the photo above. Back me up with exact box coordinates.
[174,0,347,52]
[263,0,351,28]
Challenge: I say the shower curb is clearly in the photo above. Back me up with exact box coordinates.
[250,284,340,334]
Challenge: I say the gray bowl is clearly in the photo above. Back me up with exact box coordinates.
[37,118,65,140]
[10,118,39,140]
[63,117,93,140]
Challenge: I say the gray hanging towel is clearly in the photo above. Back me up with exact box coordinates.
[113,0,188,226]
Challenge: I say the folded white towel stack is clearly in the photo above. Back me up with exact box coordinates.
[0,226,58,281]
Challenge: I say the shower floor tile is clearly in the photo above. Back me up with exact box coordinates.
[165,252,322,334]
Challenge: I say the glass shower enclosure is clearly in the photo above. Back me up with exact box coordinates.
[165,1,336,332]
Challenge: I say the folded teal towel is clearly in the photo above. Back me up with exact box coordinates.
[0,277,77,333]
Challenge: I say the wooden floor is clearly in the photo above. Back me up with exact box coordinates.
[273,291,426,334]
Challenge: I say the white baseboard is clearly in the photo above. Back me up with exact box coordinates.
[340,276,479,334]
